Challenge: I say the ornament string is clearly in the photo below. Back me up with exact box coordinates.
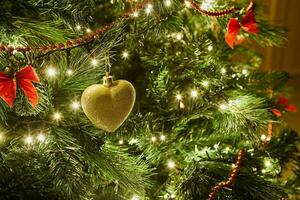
[207,149,245,200]
[104,52,112,77]
[186,0,254,17]
[0,0,255,54]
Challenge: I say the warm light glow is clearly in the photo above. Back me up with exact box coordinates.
[242,69,248,75]
[46,67,56,77]
[131,195,139,200]
[221,68,226,74]
[24,136,33,145]
[219,104,227,110]
[53,112,61,120]
[118,139,124,145]
[0,132,4,141]
[176,94,182,101]
[71,101,80,110]
[66,69,73,76]
[122,51,129,59]
[151,136,157,142]
[207,45,213,51]
[175,33,183,40]
[86,28,92,33]
[91,59,98,66]
[167,160,176,169]
[145,4,153,14]
[163,194,169,199]
[184,0,191,7]
[261,169,266,174]
[202,80,209,87]
[37,133,46,142]
[75,25,81,30]
[170,194,176,198]
[191,90,198,98]
[265,160,272,168]
[231,164,236,168]
[164,0,172,7]
[133,11,139,17]
[160,135,166,141]
[179,101,185,109]
[261,134,267,141]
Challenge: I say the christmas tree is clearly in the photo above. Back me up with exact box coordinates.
[0,0,299,199]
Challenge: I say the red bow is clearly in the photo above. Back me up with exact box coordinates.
[272,96,298,117]
[0,66,40,108]
[225,10,258,49]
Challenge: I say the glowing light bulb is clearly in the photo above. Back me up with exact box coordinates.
[164,194,169,199]
[76,25,81,30]
[191,90,198,98]
[219,104,227,110]
[37,133,46,142]
[170,194,176,198]
[253,167,257,172]
[53,112,61,120]
[261,134,267,141]
[231,164,236,168]
[133,11,139,17]
[167,160,176,169]
[184,0,191,7]
[118,139,124,145]
[202,80,209,87]
[122,51,129,59]
[213,144,219,149]
[46,67,56,77]
[66,69,73,76]
[145,4,153,14]
[221,68,226,74]
[71,101,80,110]
[160,135,166,141]
[86,28,92,33]
[131,195,139,200]
[164,0,172,7]
[151,136,157,142]
[261,169,266,174]
[179,102,185,109]
[242,69,248,75]
[0,132,4,141]
[24,136,33,144]
[265,160,272,168]
[176,33,183,40]
[176,94,182,101]
[91,59,98,66]
[207,45,213,51]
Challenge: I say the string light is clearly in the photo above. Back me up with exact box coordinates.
[131,195,139,200]
[37,133,46,142]
[265,160,272,168]
[160,135,166,141]
[164,0,172,7]
[53,112,62,120]
[175,33,183,40]
[176,94,182,101]
[221,68,226,74]
[261,169,266,174]
[170,194,176,198]
[179,101,185,109]
[167,160,176,169]
[71,101,80,110]
[75,25,81,30]
[118,139,124,145]
[66,69,73,76]
[91,59,98,66]
[24,135,33,145]
[184,0,191,7]
[145,4,153,14]
[207,45,213,51]
[261,134,267,141]
[132,11,139,17]
[219,104,227,110]
[202,80,209,87]
[0,132,4,141]
[242,69,248,75]
[163,194,169,199]
[86,28,92,33]
[191,90,198,98]
[46,67,56,77]
[151,136,157,142]
[122,50,129,59]
[231,163,236,168]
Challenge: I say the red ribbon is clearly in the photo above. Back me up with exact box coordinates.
[225,10,258,49]
[0,66,40,108]
[272,96,298,117]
